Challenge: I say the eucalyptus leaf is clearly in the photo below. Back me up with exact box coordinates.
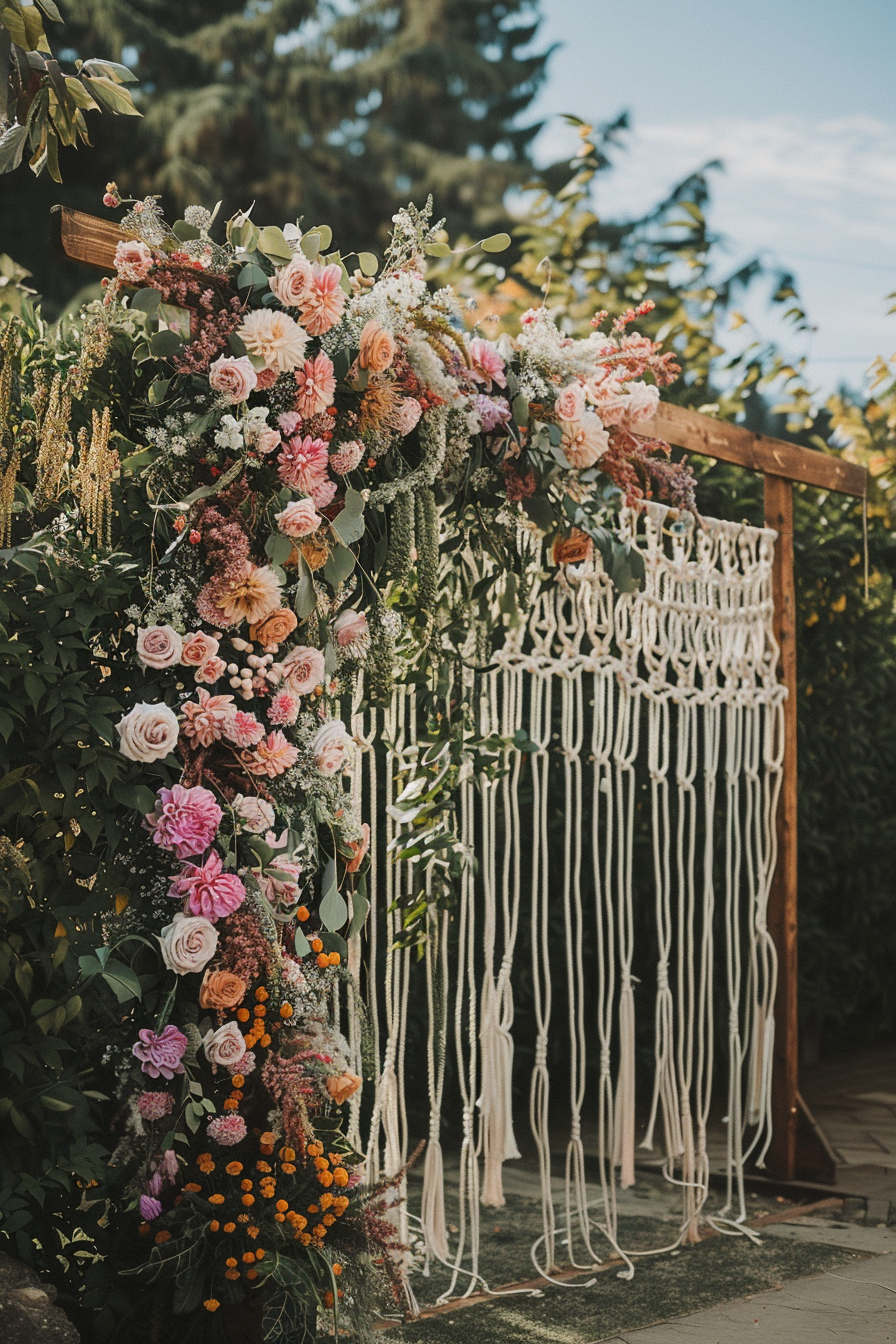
[357,251,378,276]
[479,232,511,253]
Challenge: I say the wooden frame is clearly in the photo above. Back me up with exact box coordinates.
[56,206,862,1184]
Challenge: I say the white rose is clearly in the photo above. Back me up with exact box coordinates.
[202,1020,247,1068]
[116,702,180,763]
[136,625,183,670]
[312,719,352,776]
[232,794,276,833]
[158,912,219,975]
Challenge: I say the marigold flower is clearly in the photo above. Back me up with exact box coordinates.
[280,1147,296,1162]
[317,1171,334,1187]
[225,1269,239,1281]
[256,1161,272,1173]
[183,1182,202,1193]
[240,1179,253,1191]
[281,1162,296,1175]
[242,1252,256,1264]
[333,1167,349,1187]
[276,1199,288,1212]
[208,1194,225,1205]
[241,1194,255,1206]
[225,1257,238,1269]
[237,1008,250,1022]
[255,1248,265,1261]
[223,1222,236,1233]
[154,1231,171,1244]
[209,1220,220,1232]
[246,1269,258,1281]
[246,1225,260,1238]
[203,1299,220,1312]
[260,1131,276,1145]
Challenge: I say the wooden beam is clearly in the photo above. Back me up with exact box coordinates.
[51,205,129,272]
[764,474,800,1181]
[641,401,866,497]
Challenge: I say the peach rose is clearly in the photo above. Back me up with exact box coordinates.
[553,529,594,566]
[326,1072,362,1105]
[180,632,220,667]
[276,499,322,538]
[208,355,257,404]
[249,607,298,646]
[199,969,247,1010]
[269,254,314,308]
[560,412,610,468]
[555,383,586,423]
[116,702,180,763]
[137,625,183,670]
[358,320,395,373]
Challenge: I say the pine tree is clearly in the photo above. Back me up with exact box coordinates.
[0,0,548,308]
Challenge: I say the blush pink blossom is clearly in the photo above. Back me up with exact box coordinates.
[268,690,300,725]
[208,354,257,404]
[132,1024,188,1080]
[180,632,220,667]
[468,337,507,391]
[294,351,336,418]
[223,710,266,748]
[262,858,303,909]
[281,645,326,695]
[555,383,587,422]
[169,850,246,921]
[145,783,222,859]
[333,609,368,647]
[277,411,301,436]
[275,499,322,538]
[241,731,299,779]
[329,440,364,474]
[299,262,346,336]
[137,1091,174,1121]
[207,1114,248,1146]
[277,435,330,493]
[179,689,235,748]
[395,398,422,436]
[194,655,227,685]
[115,239,154,283]
[137,625,183,670]
[308,475,337,509]
[312,719,352,776]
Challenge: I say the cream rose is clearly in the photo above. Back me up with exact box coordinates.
[275,499,322,538]
[333,609,368,648]
[281,645,326,696]
[232,794,276,833]
[180,632,220,667]
[313,719,352,776]
[269,254,314,308]
[208,355,258,404]
[358,320,395,373]
[555,383,586,423]
[202,1020,247,1068]
[137,625,183,670]
[116,702,180,763]
[560,412,610,468]
[158,912,219,975]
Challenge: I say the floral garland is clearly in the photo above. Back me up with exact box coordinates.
[87,190,694,1334]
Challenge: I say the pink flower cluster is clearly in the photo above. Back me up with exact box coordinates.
[137,1091,174,1121]
[169,850,246,921]
[207,1114,247,1146]
[145,783,221,859]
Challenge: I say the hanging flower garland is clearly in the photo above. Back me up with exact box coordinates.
[41,190,694,1333]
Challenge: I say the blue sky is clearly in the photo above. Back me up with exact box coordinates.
[528,0,896,396]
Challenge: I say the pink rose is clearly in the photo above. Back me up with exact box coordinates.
[275,499,322,538]
[313,719,352,776]
[269,254,314,308]
[169,850,246,921]
[132,1024,188,1080]
[180,632,220,667]
[146,783,222,858]
[262,858,303,909]
[308,475,337,510]
[209,354,258,404]
[281,645,325,695]
[117,702,180,763]
[116,239,154,283]
[202,1020,247,1069]
[158,911,219,975]
[333,609,368,648]
[195,656,227,685]
[137,625,183,670]
[232,794,276,833]
[555,383,586,423]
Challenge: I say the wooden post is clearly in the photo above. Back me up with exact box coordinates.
[764,475,799,1180]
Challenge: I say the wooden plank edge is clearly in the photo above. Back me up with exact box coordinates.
[641,402,866,498]
[51,205,130,271]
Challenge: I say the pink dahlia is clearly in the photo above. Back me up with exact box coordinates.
[294,351,336,418]
[145,783,222,860]
[241,731,299,779]
[277,435,329,493]
[180,689,235,749]
[308,475,337,510]
[132,1024,188,1080]
[223,710,266,748]
[268,690,300,726]
[207,1114,248,1147]
[299,262,346,336]
[137,1091,174,1121]
[169,850,246,921]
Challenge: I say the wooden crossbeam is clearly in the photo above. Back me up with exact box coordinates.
[55,203,864,1186]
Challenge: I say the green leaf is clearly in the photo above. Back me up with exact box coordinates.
[40,1095,73,1112]
[512,394,530,428]
[294,574,317,621]
[83,76,141,116]
[0,124,28,175]
[293,925,310,958]
[257,226,293,263]
[300,231,321,259]
[150,328,183,358]
[521,495,555,533]
[80,57,138,83]
[100,958,142,1004]
[480,232,511,253]
[227,333,248,357]
[130,286,161,316]
[172,220,201,242]
[265,532,294,566]
[237,262,268,290]
[424,242,453,258]
[63,77,99,113]
[35,0,63,22]
[319,859,348,932]
[330,491,365,547]
[348,888,369,939]
[1,7,29,47]
[323,545,356,588]
[357,251,378,276]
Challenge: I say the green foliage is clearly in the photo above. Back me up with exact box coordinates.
[0,0,138,182]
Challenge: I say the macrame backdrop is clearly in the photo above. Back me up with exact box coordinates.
[347,501,785,1301]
